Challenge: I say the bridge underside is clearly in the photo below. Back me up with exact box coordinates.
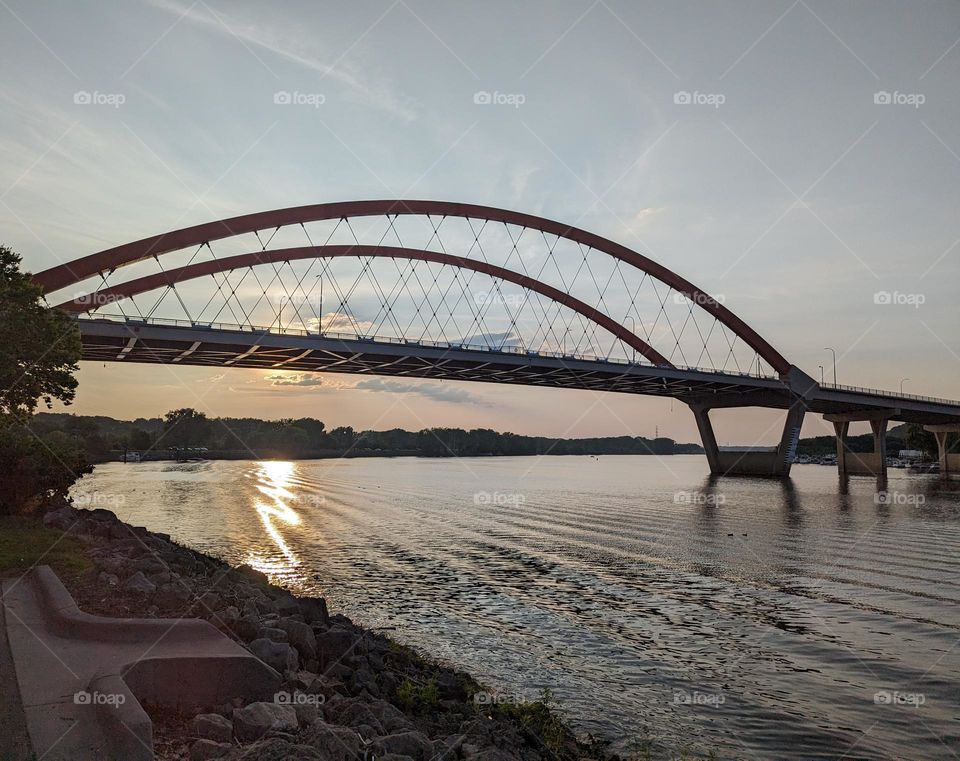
[79,319,960,427]
[78,319,789,401]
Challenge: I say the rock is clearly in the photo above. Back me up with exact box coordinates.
[302,720,362,760]
[219,605,240,623]
[197,591,221,611]
[434,734,464,758]
[194,712,233,743]
[189,739,232,760]
[298,597,329,625]
[122,571,156,595]
[374,730,434,761]
[316,625,357,665]
[232,614,261,642]
[293,699,320,726]
[249,638,298,674]
[324,697,384,736]
[237,737,324,760]
[366,699,414,733]
[97,571,119,587]
[257,627,289,643]
[155,582,191,610]
[277,618,317,661]
[232,701,298,742]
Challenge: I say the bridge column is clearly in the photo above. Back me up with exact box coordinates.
[923,423,960,478]
[825,409,898,478]
[690,405,721,474]
[687,400,805,478]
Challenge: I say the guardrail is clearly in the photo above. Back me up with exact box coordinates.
[818,381,960,408]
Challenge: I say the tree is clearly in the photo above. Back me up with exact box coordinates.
[0,246,80,425]
[159,408,213,447]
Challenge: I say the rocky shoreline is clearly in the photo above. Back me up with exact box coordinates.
[41,503,620,761]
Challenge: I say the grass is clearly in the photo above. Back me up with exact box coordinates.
[0,516,92,578]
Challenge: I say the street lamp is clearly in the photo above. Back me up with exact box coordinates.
[818,365,824,384]
[823,347,837,385]
[900,377,910,394]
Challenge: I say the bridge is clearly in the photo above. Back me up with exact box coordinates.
[33,200,960,478]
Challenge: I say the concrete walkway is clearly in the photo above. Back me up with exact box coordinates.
[0,585,32,761]
[1,566,280,761]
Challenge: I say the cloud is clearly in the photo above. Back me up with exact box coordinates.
[266,372,324,387]
[146,0,418,120]
[353,377,489,405]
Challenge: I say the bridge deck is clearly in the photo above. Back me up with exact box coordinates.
[77,318,960,425]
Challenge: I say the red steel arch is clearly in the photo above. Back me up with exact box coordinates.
[56,245,673,367]
[34,200,791,374]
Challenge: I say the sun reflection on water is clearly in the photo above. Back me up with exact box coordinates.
[244,461,305,588]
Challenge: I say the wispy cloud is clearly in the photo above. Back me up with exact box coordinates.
[145,0,418,120]
[354,377,489,405]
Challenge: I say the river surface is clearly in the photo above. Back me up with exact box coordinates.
[72,456,960,760]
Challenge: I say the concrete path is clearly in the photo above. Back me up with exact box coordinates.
[1,566,280,761]
[0,586,32,761]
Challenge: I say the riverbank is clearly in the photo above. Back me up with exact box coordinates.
[32,502,622,761]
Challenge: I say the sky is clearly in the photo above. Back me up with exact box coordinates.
[1,0,958,444]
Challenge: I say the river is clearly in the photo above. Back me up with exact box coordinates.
[71,455,960,760]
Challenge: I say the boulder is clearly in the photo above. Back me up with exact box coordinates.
[122,571,156,595]
[232,701,297,742]
[257,627,289,643]
[366,699,414,733]
[374,730,434,761]
[238,737,324,760]
[189,739,232,760]
[249,638,298,674]
[194,712,233,743]
[302,719,362,760]
[316,624,357,664]
[297,597,329,625]
[277,618,317,661]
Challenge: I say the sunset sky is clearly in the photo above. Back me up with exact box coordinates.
[2,1,958,444]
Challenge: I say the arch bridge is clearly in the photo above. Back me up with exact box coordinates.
[33,200,960,477]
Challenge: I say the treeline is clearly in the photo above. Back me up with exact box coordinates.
[32,409,702,460]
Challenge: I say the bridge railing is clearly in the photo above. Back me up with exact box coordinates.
[77,313,784,383]
[818,382,960,408]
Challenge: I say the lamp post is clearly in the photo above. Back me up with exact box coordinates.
[823,347,837,385]
[900,377,910,394]
[818,365,824,384]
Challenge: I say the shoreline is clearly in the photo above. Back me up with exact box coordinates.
[36,502,627,761]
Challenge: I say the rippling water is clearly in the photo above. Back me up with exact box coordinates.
[72,456,960,759]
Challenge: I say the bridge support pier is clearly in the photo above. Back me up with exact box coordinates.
[825,409,898,478]
[923,423,960,478]
[688,401,805,477]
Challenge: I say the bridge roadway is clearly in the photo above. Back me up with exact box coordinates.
[78,316,960,426]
